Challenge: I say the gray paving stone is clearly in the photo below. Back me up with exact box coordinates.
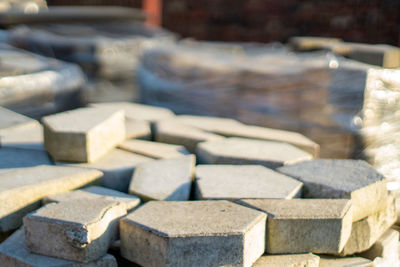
[0,229,117,267]
[125,118,152,140]
[44,186,140,212]
[318,255,373,267]
[0,147,52,171]
[0,106,37,131]
[238,199,352,254]
[195,165,303,200]
[278,159,389,222]
[0,122,44,151]
[176,115,319,157]
[197,137,313,169]
[119,139,189,159]
[0,165,102,232]
[24,199,126,263]
[252,253,319,267]
[359,229,399,265]
[154,120,224,153]
[58,149,152,192]
[129,155,195,201]
[120,200,266,267]
[43,107,125,163]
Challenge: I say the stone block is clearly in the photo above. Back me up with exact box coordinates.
[58,149,152,192]
[197,137,313,169]
[195,165,303,200]
[44,186,140,212]
[0,147,52,171]
[125,118,151,140]
[43,107,125,163]
[0,165,102,232]
[318,255,373,267]
[238,199,352,254]
[278,159,388,221]
[120,200,266,267]
[119,139,189,159]
[289,36,343,51]
[154,120,224,153]
[252,253,319,267]
[0,229,117,267]
[129,155,195,201]
[345,43,400,68]
[0,106,38,131]
[359,229,399,265]
[0,123,44,151]
[24,199,126,263]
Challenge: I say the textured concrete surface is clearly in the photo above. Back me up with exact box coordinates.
[119,139,189,159]
[318,255,373,267]
[252,253,319,267]
[278,159,388,221]
[0,147,52,171]
[0,165,102,232]
[154,120,224,153]
[238,199,352,254]
[24,199,126,263]
[0,106,37,131]
[0,122,44,151]
[129,155,195,201]
[359,229,399,265]
[0,229,117,267]
[58,149,152,192]
[125,118,151,140]
[43,107,125,163]
[195,165,303,200]
[197,137,313,169]
[120,200,266,267]
[44,186,140,212]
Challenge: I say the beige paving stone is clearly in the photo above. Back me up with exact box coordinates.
[0,165,102,232]
[359,229,399,265]
[24,199,126,263]
[289,36,343,51]
[197,137,313,169]
[252,253,319,267]
[195,165,303,200]
[0,229,117,267]
[238,199,352,254]
[154,120,224,153]
[0,106,38,131]
[119,139,189,159]
[318,255,373,267]
[129,155,195,201]
[58,148,152,192]
[120,200,266,267]
[43,107,125,163]
[340,197,397,256]
[176,115,319,157]
[0,122,44,151]
[278,159,389,222]
[44,186,140,212]
[0,147,52,171]
[125,118,151,140]
[345,43,400,68]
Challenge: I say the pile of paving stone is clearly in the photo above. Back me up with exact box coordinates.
[0,102,399,266]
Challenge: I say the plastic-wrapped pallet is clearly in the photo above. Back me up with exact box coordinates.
[6,22,176,103]
[0,44,85,119]
[139,41,377,159]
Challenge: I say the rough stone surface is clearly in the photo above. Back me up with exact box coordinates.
[238,199,352,254]
[43,107,125,163]
[0,229,118,267]
[0,165,102,232]
[340,197,397,256]
[154,120,225,153]
[359,229,399,265]
[0,147,52,171]
[125,118,151,140]
[197,137,313,169]
[195,165,303,200]
[58,149,152,192]
[120,200,266,267]
[252,253,320,267]
[44,186,140,212]
[119,139,189,159]
[24,199,126,263]
[318,255,373,267]
[129,155,195,201]
[0,121,44,151]
[278,159,388,221]
[0,106,37,131]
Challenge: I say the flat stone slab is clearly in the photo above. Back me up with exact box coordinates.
[154,120,224,153]
[125,118,151,140]
[119,139,189,159]
[197,137,313,169]
[129,155,195,201]
[44,186,140,212]
[58,148,152,192]
[24,199,126,263]
[359,229,399,265]
[0,122,44,151]
[120,200,266,267]
[0,106,38,131]
[319,255,373,267]
[252,253,319,267]
[278,159,388,221]
[0,229,117,267]
[0,147,52,171]
[0,165,102,232]
[238,199,352,254]
[195,165,303,200]
[43,107,125,163]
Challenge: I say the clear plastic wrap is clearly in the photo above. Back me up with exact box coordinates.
[139,42,376,158]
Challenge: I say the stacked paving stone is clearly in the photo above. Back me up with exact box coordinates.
[0,103,399,266]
